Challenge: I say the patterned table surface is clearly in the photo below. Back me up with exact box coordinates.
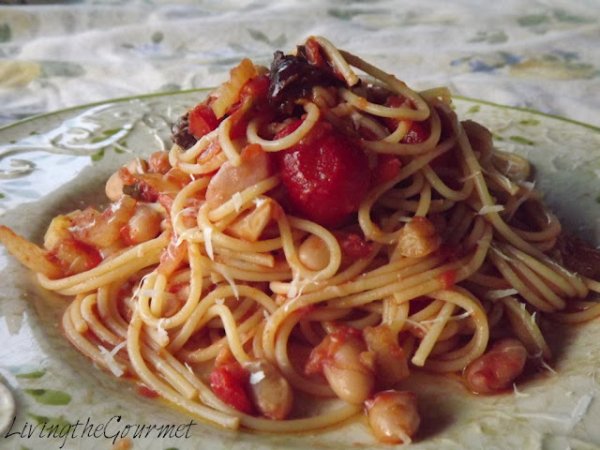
[0,0,599,128]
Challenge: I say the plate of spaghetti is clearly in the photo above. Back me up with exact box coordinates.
[1,36,600,449]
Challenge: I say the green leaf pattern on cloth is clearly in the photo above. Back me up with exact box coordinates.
[0,0,598,129]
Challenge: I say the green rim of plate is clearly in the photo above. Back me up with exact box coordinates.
[1,89,599,135]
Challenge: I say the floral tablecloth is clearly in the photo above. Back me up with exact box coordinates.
[1,2,600,450]
[1,0,599,128]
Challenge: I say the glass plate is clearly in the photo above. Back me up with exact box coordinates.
[0,91,599,450]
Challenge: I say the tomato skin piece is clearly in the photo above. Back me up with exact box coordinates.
[402,120,429,144]
[209,362,254,414]
[337,232,373,260]
[188,104,219,138]
[372,154,402,186]
[276,120,370,228]
[439,269,457,289]
[137,385,159,399]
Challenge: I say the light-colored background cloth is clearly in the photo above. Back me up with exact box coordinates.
[0,0,599,127]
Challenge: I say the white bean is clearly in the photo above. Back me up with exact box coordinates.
[298,235,330,271]
[365,390,420,444]
[244,360,293,420]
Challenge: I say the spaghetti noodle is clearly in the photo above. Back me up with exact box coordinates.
[1,36,599,444]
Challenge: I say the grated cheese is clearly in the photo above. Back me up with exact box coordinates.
[132,272,155,300]
[139,290,177,301]
[155,319,169,347]
[540,359,557,375]
[478,204,505,215]
[253,197,267,208]
[421,310,472,325]
[232,192,244,213]
[512,383,530,398]
[568,393,593,430]
[218,267,239,299]
[485,289,519,301]
[249,370,266,385]
[203,227,214,260]
[98,341,127,377]
[459,170,482,182]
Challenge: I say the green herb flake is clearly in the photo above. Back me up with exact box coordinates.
[91,149,105,162]
[467,105,481,114]
[509,135,535,145]
[519,118,540,126]
[114,147,125,154]
[595,194,600,204]
[28,413,72,428]
[493,134,505,141]
[25,388,71,405]
[16,369,46,379]
[517,14,549,27]
[102,128,122,137]
[0,23,11,43]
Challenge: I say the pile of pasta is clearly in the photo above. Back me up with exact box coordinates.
[2,36,599,444]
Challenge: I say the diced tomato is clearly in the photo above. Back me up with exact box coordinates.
[337,232,373,260]
[295,304,317,318]
[275,119,370,228]
[305,37,325,67]
[383,96,407,131]
[439,269,457,289]
[240,74,270,103]
[157,193,174,213]
[228,76,273,140]
[189,104,219,139]
[137,385,159,399]
[49,237,102,275]
[158,239,187,276]
[305,325,363,375]
[371,154,402,186]
[209,361,254,414]
[383,95,429,144]
[147,151,171,174]
[402,120,429,144]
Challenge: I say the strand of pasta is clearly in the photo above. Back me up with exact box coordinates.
[126,312,241,429]
[338,49,430,120]
[360,106,442,155]
[38,233,168,294]
[359,134,457,243]
[501,296,551,359]
[246,102,320,152]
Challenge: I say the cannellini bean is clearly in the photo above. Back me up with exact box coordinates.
[105,171,125,202]
[464,338,527,395]
[363,325,409,388]
[306,328,375,404]
[122,205,163,245]
[394,216,441,258]
[365,390,420,444]
[298,235,330,271]
[244,360,293,420]
[70,196,137,248]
